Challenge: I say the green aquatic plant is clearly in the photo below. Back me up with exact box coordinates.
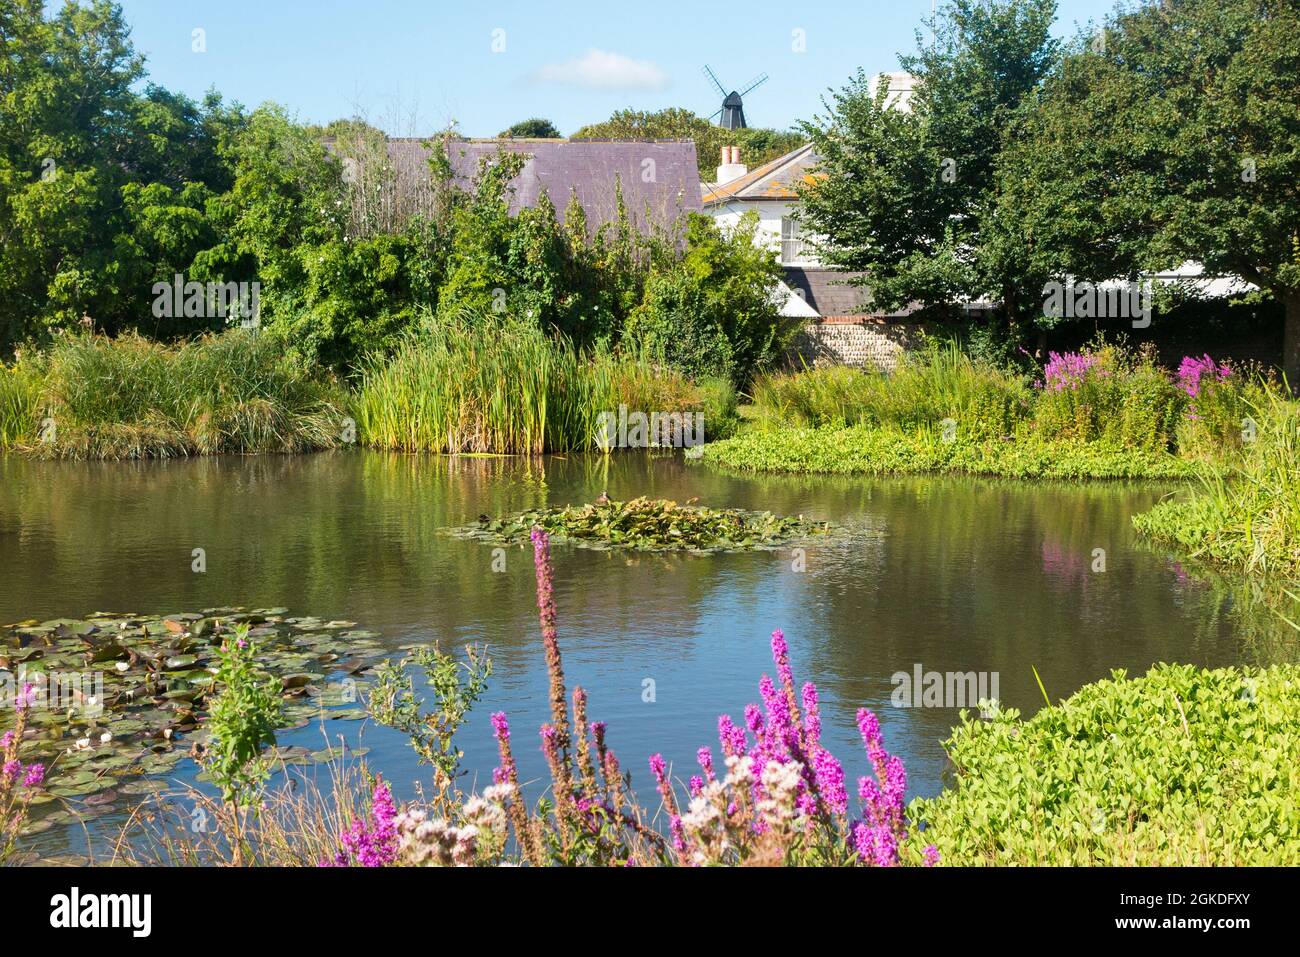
[203,626,283,808]
[0,608,386,842]
[454,496,832,552]
[702,426,1195,480]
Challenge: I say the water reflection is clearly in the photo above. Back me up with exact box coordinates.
[0,450,1289,858]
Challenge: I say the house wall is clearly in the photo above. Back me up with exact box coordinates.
[791,317,926,372]
[708,199,820,267]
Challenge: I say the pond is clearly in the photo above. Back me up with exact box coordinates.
[0,450,1270,859]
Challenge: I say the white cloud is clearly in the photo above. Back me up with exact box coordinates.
[535,49,669,92]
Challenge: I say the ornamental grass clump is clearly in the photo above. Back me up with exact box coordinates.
[24,331,348,459]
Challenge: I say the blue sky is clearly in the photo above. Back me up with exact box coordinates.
[116,0,1120,136]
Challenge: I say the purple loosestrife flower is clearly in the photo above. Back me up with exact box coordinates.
[857,708,886,767]
[743,703,764,737]
[334,778,398,867]
[2,760,19,782]
[718,715,747,759]
[923,845,940,867]
[801,682,821,746]
[812,748,848,816]
[696,746,715,782]
[22,763,45,789]
[14,682,37,712]
[1040,351,1102,392]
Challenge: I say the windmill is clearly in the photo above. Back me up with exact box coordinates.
[702,65,768,130]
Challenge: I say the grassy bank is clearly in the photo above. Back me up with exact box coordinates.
[1133,390,1300,578]
[0,325,737,460]
[1,332,350,459]
[707,343,1290,482]
[907,662,1300,865]
[702,426,1195,480]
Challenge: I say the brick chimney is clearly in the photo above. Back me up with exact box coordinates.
[715,146,748,185]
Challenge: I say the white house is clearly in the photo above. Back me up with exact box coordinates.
[700,138,923,368]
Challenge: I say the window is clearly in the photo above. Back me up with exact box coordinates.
[780,216,806,264]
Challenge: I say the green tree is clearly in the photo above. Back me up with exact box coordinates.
[573,107,804,179]
[0,0,246,348]
[992,0,1300,383]
[798,0,1059,321]
[499,117,562,138]
[627,211,786,382]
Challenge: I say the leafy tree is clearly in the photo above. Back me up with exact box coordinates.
[499,117,562,138]
[992,0,1300,383]
[0,0,248,349]
[627,212,786,382]
[798,0,1059,320]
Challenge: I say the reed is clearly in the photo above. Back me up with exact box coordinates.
[24,331,348,459]
[1134,386,1300,577]
[354,319,720,454]
[0,358,42,447]
[749,340,1030,440]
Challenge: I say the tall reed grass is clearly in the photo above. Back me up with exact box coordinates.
[25,331,348,459]
[1134,386,1300,577]
[353,320,726,454]
[0,358,42,447]
[748,340,1031,440]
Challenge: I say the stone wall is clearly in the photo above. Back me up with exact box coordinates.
[790,317,925,372]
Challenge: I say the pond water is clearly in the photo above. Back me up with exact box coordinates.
[0,450,1271,859]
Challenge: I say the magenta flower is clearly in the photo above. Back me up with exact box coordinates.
[331,778,398,867]
[923,844,940,867]
[1040,351,1103,392]
[22,763,45,789]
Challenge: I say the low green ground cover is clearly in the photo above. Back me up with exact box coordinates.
[907,662,1300,865]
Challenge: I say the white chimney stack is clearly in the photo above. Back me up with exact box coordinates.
[716,146,748,185]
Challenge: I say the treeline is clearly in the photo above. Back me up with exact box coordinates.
[0,0,789,383]
[800,0,1300,381]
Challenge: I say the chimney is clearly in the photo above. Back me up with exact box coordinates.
[715,145,748,185]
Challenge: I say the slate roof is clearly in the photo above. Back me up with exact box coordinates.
[383,138,702,233]
[701,143,819,205]
[781,267,923,319]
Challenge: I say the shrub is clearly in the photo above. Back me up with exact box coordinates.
[907,662,1300,865]
[1031,345,1183,451]
[203,626,284,809]
[626,212,788,384]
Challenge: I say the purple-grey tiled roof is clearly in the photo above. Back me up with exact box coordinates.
[385,138,702,234]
